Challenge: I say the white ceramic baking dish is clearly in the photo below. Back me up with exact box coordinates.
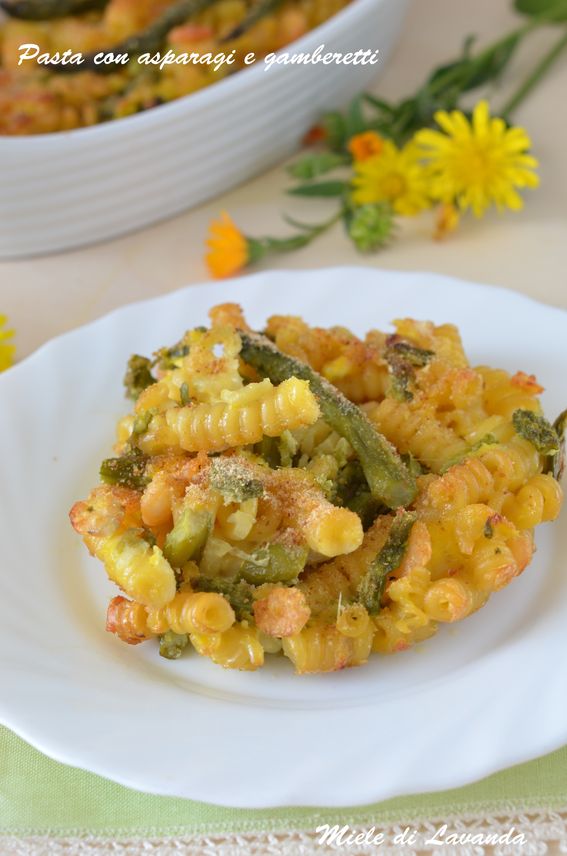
[0,0,409,259]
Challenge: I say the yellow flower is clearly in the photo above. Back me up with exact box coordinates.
[205,212,250,279]
[0,315,15,372]
[348,131,384,162]
[434,202,460,240]
[351,140,431,216]
[415,101,539,217]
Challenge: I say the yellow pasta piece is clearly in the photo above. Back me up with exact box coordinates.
[336,604,371,638]
[393,319,469,367]
[478,438,542,493]
[191,623,264,671]
[93,531,177,609]
[372,609,438,654]
[423,578,478,623]
[501,473,563,529]
[208,302,251,331]
[182,326,243,404]
[417,457,496,518]
[106,596,153,644]
[147,591,235,635]
[478,366,543,418]
[283,621,374,674]
[365,398,468,473]
[165,377,320,452]
[268,468,363,557]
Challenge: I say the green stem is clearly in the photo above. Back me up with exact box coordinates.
[251,208,343,258]
[424,24,535,99]
[501,28,567,118]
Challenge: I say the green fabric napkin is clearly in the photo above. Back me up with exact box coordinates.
[0,726,565,837]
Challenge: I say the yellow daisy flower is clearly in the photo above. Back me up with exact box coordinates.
[205,212,250,279]
[351,140,431,216]
[0,315,15,372]
[415,100,539,217]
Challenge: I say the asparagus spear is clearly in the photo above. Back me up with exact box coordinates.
[238,542,309,585]
[124,354,156,401]
[100,449,149,491]
[0,0,107,19]
[512,409,560,455]
[163,507,212,567]
[239,331,417,508]
[221,0,281,42]
[357,510,416,614]
[545,408,567,480]
[193,577,255,620]
[384,339,434,402]
[48,0,222,74]
[159,630,189,659]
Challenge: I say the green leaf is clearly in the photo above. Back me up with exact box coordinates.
[347,93,367,136]
[287,152,347,180]
[321,111,348,151]
[515,0,567,19]
[362,93,396,115]
[288,181,347,198]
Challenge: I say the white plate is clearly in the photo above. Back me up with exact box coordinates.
[0,0,409,259]
[0,268,566,808]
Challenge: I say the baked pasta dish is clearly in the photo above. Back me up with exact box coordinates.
[0,0,351,134]
[69,303,566,673]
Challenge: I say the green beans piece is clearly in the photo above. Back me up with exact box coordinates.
[193,577,255,621]
[159,631,188,660]
[239,542,309,585]
[163,507,212,568]
[100,449,149,491]
[239,332,416,508]
[513,409,560,455]
[357,511,416,615]
[124,355,155,401]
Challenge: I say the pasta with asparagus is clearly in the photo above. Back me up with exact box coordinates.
[70,303,566,673]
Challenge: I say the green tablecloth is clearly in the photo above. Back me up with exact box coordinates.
[1,726,565,838]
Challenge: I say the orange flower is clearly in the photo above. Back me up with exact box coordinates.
[434,202,460,240]
[302,124,327,146]
[205,212,250,279]
[348,131,384,162]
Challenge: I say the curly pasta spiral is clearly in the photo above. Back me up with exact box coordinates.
[106,596,152,644]
[501,473,564,529]
[94,532,177,608]
[479,438,541,493]
[268,468,363,557]
[191,623,264,671]
[365,398,468,473]
[422,578,479,623]
[478,367,543,418]
[332,362,389,404]
[393,319,469,367]
[146,591,235,635]
[165,378,320,452]
[282,621,374,673]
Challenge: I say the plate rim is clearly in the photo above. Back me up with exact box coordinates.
[1,266,566,808]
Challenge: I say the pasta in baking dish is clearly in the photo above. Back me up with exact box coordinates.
[69,304,566,674]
